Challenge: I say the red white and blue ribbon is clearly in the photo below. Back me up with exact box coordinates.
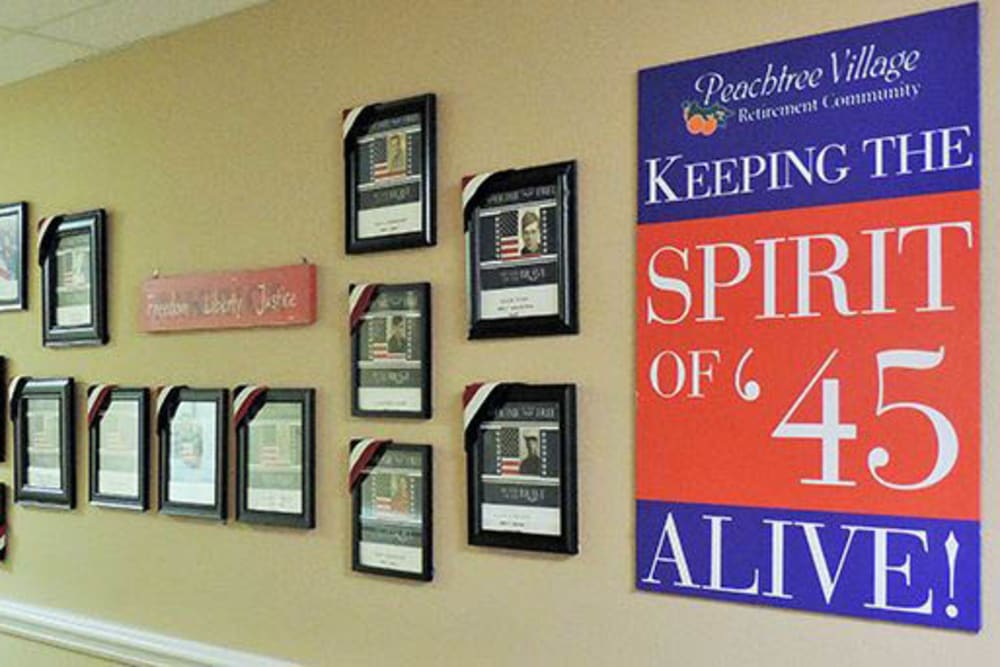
[7,375,28,419]
[87,384,117,426]
[342,104,370,139]
[348,438,391,491]
[463,382,501,431]
[36,215,61,263]
[155,385,183,428]
[233,385,268,427]
[462,172,495,215]
[349,283,378,332]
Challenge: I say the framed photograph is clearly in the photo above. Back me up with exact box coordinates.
[39,209,108,347]
[157,387,228,520]
[350,440,432,581]
[88,386,149,511]
[235,386,315,528]
[349,282,431,419]
[344,93,436,253]
[464,382,577,553]
[0,201,27,311]
[10,377,76,509]
[463,161,578,339]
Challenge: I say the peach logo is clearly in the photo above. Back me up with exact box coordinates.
[682,101,731,136]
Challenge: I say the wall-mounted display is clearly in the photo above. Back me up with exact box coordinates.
[10,376,76,509]
[0,201,27,311]
[635,5,980,631]
[235,386,315,528]
[463,383,577,554]
[350,439,432,581]
[463,161,578,339]
[157,386,228,521]
[140,263,317,332]
[349,282,431,419]
[38,210,108,347]
[88,385,149,511]
[344,94,436,253]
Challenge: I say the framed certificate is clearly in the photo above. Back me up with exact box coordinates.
[235,386,315,528]
[10,377,76,509]
[464,382,577,553]
[349,282,431,419]
[38,209,108,347]
[350,440,432,581]
[463,161,578,339]
[88,386,149,511]
[157,387,227,520]
[0,201,27,311]
[344,94,436,253]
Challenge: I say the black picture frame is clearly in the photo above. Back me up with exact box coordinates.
[0,201,27,311]
[465,383,577,554]
[88,386,149,511]
[464,161,579,339]
[235,387,316,529]
[0,356,6,463]
[351,441,433,581]
[158,388,228,521]
[350,282,432,419]
[12,377,76,509]
[344,93,436,253]
[39,209,108,347]
[0,484,7,561]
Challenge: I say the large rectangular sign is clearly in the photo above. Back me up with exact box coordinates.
[636,4,979,630]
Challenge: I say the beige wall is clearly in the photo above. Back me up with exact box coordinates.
[0,0,996,665]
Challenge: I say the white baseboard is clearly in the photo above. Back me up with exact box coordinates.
[0,599,300,667]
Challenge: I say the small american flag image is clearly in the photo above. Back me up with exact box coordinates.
[373,474,394,513]
[369,341,406,361]
[494,211,520,261]
[371,133,408,181]
[497,427,522,476]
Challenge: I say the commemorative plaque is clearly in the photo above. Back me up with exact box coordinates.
[463,383,577,553]
[349,282,431,418]
[344,94,436,253]
[463,161,578,338]
[350,440,432,580]
[88,386,149,511]
[10,377,76,509]
[38,210,108,347]
[0,201,27,311]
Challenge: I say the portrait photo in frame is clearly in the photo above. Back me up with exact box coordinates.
[38,209,108,347]
[235,386,316,529]
[349,439,432,581]
[464,382,577,554]
[0,201,27,311]
[157,387,228,521]
[10,376,76,509]
[463,161,578,339]
[349,282,431,419]
[344,93,436,253]
[88,386,149,511]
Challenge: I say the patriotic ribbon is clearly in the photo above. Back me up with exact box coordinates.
[7,375,28,419]
[348,438,391,491]
[463,382,501,431]
[36,215,62,264]
[232,385,268,427]
[86,384,117,426]
[342,104,370,139]
[461,172,495,215]
[348,283,378,332]
[154,385,184,429]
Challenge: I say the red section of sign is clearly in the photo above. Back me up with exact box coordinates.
[140,264,317,332]
[636,190,978,521]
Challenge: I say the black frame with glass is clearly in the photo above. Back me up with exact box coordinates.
[13,377,76,509]
[350,282,432,419]
[465,383,577,554]
[236,388,316,529]
[0,201,27,311]
[344,93,436,253]
[0,356,6,462]
[40,209,108,347]
[89,387,149,511]
[158,388,228,520]
[351,442,433,581]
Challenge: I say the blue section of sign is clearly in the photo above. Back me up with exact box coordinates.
[637,4,979,224]
[636,500,980,631]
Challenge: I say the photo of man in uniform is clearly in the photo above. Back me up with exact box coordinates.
[519,210,542,256]
[386,132,407,174]
[386,316,408,354]
[519,433,542,475]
